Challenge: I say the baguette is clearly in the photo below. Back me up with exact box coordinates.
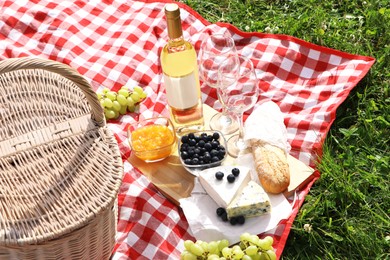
[250,139,290,194]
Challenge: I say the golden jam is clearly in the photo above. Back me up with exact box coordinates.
[131,124,175,161]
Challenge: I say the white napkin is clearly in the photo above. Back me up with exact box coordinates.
[244,101,291,154]
[179,101,293,245]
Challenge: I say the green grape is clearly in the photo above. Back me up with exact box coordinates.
[106,91,117,101]
[117,94,128,106]
[248,235,260,246]
[259,252,267,260]
[139,90,147,99]
[104,109,116,119]
[102,87,110,93]
[189,243,204,257]
[208,241,219,255]
[130,92,141,103]
[232,247,244,259]
[195,240,204,245]
[221,247,232,258]
[112,100,121,111]
[245,245,258,256]
[218,239,229,251]
[128,104,136,112]
[265,250,276,260]
[133,86,143,95]
[232,245,241,252]
[113,110,119,119]
[263,236,274,249]
[103,98,113,108]
[200,241,209,252]
[119,105,127,115]
[126,96,135,106]
[100,99,106,108]
[251,253,261,260]
[207,254,220,260]
[118,88,130,98]
[242,255,252,260]
[257,239,272,251]
[96,92,102,100]
[183,240,194,251]
[240,232,251,242]
[181,251,197,260]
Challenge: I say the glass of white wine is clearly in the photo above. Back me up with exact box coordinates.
[218,55,259,158]
[198,33,239,135]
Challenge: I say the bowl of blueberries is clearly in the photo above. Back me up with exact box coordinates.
[178,130,227,175]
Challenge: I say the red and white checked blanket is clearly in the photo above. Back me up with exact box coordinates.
[0,0,374,259]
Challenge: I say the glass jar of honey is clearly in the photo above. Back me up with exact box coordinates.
[128,117,176,162]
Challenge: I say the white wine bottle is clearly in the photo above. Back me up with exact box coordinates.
[160,3,204,135]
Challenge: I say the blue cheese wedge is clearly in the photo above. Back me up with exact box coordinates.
[226,181,271,218]
[198,166,251,208]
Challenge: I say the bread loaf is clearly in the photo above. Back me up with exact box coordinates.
[250,139,290,194]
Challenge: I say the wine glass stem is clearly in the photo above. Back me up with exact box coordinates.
[236,111,245,141]
[217,91,232,125]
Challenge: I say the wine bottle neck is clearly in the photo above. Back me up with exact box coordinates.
[164,3,186,53]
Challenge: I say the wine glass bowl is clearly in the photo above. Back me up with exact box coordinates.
[218,55,259,158]
[199,34,237,88]
[198,33,239,135]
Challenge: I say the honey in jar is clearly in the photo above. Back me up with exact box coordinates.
[130,123,175,162]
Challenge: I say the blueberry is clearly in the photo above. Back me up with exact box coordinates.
[221,212,228,222]
[198,140,205,147]
[203,152,211,162]
[210,149,219,157]
[207,135,213,142]
[181,135,189,144]
[218,149,226,159]
[211,140,219,149]
[215,171,224,180]
[188,139,197,146]
[194,148,201,155]
[187,149,195,157]
[204,142,212,151]
[212,132,220,140]
[216,207,226,216]
[181,151,189,159]
[227,174,235,183]
[200,133,208,142]
[180,143,188,152]
[188,133,195,139]
[232,168,240,177]
[192,158,199,165]
[229,217,237,225]
[184,158,192,165]
[236,215,245,225]
[211,156,220,163]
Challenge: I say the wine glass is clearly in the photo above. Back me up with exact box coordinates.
[218,55,259,158]
[198,33,239,135]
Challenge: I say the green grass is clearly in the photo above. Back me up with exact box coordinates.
[180,0,390,259]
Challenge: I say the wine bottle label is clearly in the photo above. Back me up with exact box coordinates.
[163,72,199,110]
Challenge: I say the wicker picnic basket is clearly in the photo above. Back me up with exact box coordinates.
[0,57,123,259]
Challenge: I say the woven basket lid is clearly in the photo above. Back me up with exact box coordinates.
[0,57,123,246]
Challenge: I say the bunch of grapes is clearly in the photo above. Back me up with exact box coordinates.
[97,86,147,120]
[181,233,276,260]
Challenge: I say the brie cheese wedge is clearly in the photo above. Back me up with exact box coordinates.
[198,166,251,208]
